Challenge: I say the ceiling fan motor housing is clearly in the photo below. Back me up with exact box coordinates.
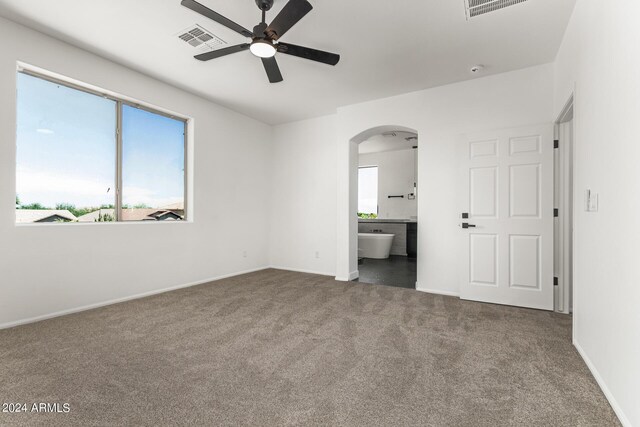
[253,22,268,37]
[256,0,274,11]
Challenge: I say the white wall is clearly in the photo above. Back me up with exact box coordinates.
[358,149,417,219]
[0,17,272,328]
[554,1,640,425]
[269,115,338,276]
[335,64,555,289]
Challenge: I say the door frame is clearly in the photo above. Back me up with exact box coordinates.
[554,95,575,314]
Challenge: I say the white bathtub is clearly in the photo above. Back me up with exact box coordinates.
[358,233,395,259]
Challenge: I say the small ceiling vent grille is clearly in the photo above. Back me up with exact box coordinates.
[176,24,227,54]
[464,0,528,19]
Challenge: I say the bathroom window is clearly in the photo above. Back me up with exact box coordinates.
[15,69,187,224]
[358,166,378,217]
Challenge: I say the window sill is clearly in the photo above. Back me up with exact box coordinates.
[14,220,193,227]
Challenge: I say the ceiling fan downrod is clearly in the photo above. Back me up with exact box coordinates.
[256,0,273,25]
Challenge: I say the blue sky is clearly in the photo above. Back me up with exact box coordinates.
[121,105,184,208]
[16,73,184,209]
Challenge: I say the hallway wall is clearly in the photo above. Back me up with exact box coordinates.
[553,0,640,424]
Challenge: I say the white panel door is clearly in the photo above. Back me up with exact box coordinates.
[459,125,554,310]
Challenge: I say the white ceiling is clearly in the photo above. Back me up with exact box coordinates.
[359,132,418,155]
[0,0,576,124]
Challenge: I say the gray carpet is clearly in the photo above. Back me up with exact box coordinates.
[0,269,619,426]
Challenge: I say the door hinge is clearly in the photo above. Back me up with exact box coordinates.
[554,139,559,149]
[554,208,559,217]
[554,277,559,286]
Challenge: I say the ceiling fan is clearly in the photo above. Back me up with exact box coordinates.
[181,0,340,83]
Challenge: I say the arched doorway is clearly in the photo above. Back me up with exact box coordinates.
[335,125,419,285]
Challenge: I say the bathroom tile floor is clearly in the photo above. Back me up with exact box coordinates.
[355,255,416,289]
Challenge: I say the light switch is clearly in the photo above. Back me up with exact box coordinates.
[589,193,599,212]
[585,189,599,212]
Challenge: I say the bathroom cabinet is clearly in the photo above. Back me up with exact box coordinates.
[407,222,417,259]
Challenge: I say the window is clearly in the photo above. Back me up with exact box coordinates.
[121,105,185,221]
[358,166,378,218]
[15,70,187,224]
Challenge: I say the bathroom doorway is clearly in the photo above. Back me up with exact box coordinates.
[354,130,418,289]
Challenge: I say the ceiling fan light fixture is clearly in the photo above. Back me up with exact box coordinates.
[250,39,277,58]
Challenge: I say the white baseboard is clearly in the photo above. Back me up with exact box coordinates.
[335,270,359,282]
[574,341,630,427]
[269,265,335,277]
[0,266,270,330]
[415,283,460,297]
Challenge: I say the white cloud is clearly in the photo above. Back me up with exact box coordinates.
[17,166,112,207]
[17,166,182,208]
[122,185,182,208]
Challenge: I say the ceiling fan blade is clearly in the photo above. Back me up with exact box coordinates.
[277,42,340,66]
[195,44,250,61]
[261,57,284,83]
[181,0,253,38]
[265,0,313,40]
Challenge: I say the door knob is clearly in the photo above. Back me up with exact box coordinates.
[461,223,476,229]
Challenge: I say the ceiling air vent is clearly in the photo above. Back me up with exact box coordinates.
[176,24,227,54]
[464,0,528,19]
